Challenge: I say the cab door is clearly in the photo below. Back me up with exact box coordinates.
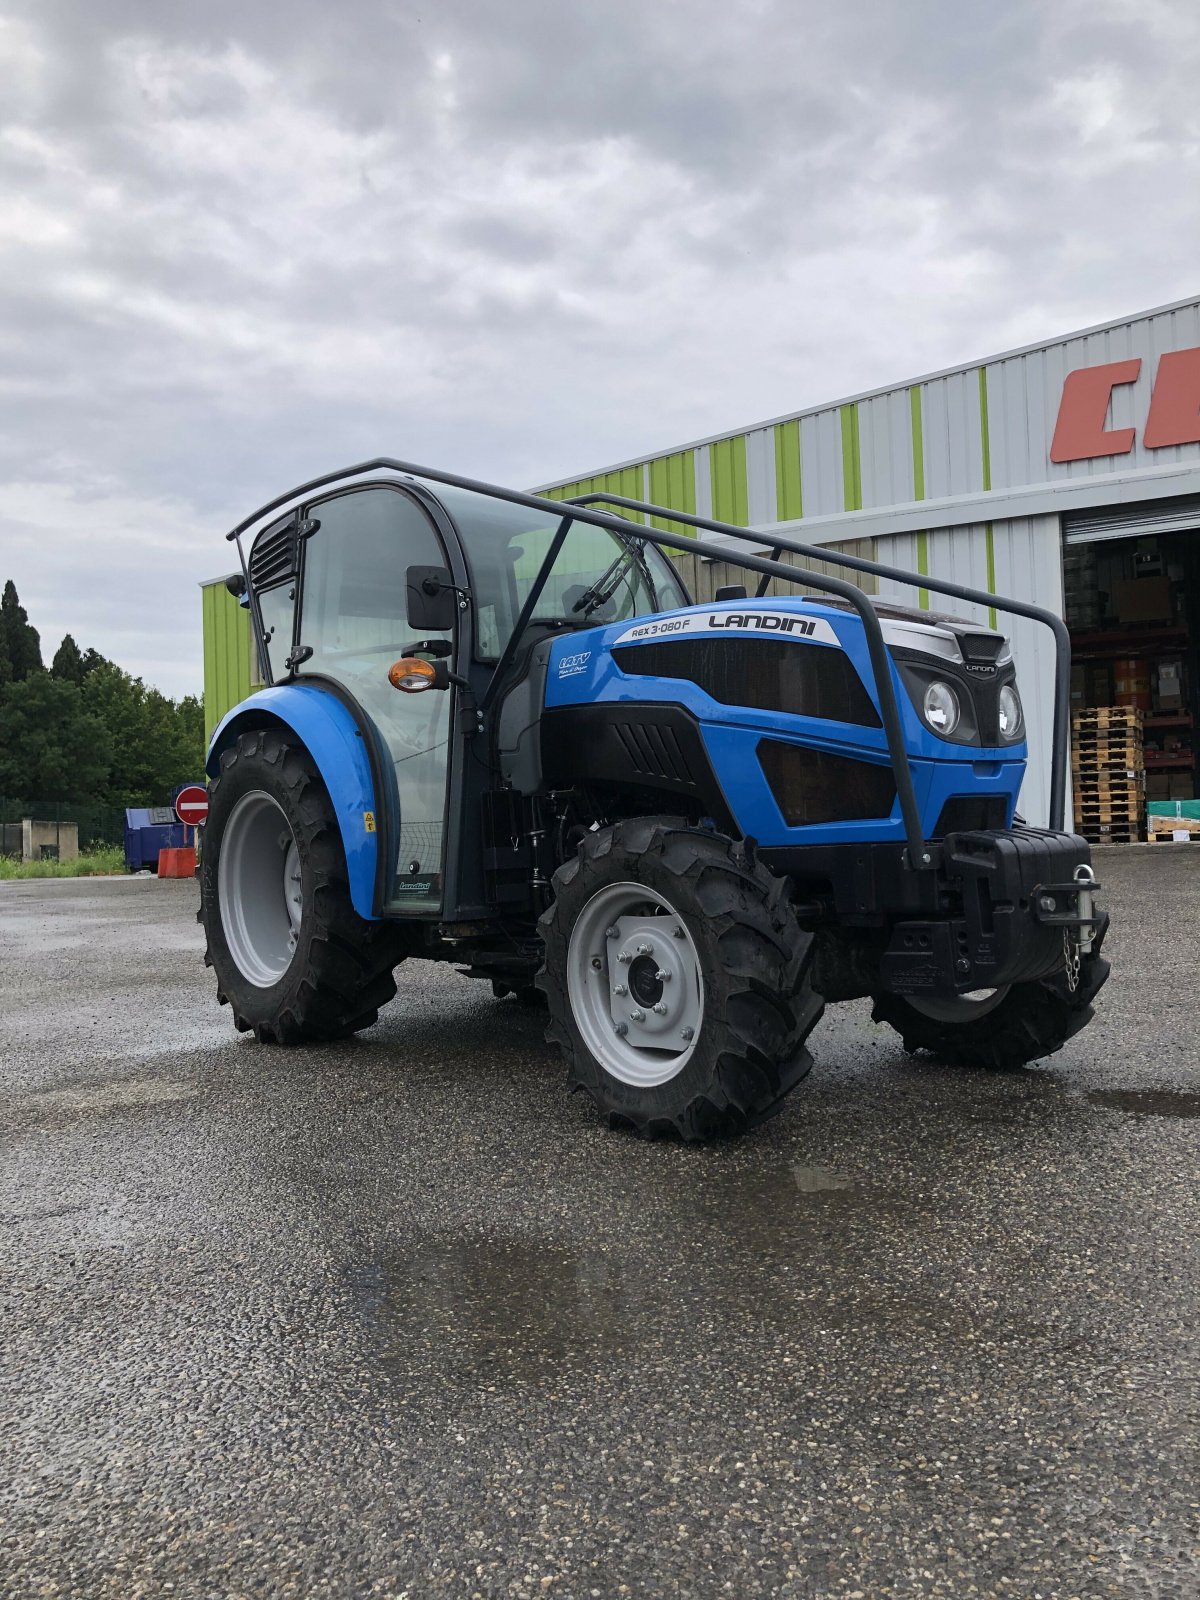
[294,484,454,913]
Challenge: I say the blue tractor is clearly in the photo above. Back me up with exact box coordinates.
[200,460,1109,1141]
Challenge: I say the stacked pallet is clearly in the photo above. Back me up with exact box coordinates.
[1072,708,1145,844]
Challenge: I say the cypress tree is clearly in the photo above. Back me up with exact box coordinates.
[0,580,42,681]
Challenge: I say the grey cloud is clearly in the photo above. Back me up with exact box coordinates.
[1,0,1198,694]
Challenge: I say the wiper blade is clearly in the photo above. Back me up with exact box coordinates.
[571,540,638,617]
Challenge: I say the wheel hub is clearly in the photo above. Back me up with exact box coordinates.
[565,882,705,1087]
[217,790,303,989]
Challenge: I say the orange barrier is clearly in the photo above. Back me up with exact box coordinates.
[157,847,197,878]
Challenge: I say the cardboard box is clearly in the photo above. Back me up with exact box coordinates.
[1086,663,1113,705]
[1113,577,1174,625]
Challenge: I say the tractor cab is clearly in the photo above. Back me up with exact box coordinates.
[240,477,687,917]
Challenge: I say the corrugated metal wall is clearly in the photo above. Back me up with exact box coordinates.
[537,297,1200,541]
[875,515,1064,825]
[201,580,255,739]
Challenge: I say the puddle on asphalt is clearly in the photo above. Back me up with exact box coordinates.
[1086,1088,1200,1119]
[352,1238,654,1385]
[9,1077,197,1121]
[790,1163,855,1194]
[352,1167,879,1386]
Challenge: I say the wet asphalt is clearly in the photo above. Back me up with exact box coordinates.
[1,848,1198,1600]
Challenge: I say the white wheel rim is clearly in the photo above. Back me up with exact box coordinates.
[218,790,302,989]
[566,881,704,1088]
[906,986,1011,1024]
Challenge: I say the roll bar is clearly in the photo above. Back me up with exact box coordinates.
[224,457,1070,864]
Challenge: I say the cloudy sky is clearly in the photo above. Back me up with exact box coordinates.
[1,0,1198,696]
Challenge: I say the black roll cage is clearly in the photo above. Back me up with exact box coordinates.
[226,457,1072,868]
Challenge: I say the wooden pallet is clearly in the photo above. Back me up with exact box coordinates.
[1075,739,1152,758]
[1149,829,1200,844]
[1073,708,1144,726]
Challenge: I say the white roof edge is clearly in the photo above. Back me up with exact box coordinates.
[531,292,1200,489]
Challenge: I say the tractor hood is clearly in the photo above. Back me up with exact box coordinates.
[534,596,1028,850]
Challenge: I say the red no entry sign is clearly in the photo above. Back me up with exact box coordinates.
[174,785,209,827]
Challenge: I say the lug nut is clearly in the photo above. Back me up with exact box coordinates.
[617,950,632,964]
[612,983,628,996]
[630,1008,646,1023]
[613,1022,628,1037]
[636,942,652,956]
[655,968,671,982]
[679,1026,694,1041]
[605,925,620,939]
[653,1002,668,1016]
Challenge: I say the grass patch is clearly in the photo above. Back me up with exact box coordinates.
[0,844,128,880]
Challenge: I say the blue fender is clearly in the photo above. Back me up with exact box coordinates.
[206,685,381,920]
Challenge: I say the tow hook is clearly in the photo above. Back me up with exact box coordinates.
[1073,863,1097,954]
[1031,863,1100,952]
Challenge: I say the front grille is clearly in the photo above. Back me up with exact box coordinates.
[613,638,880,726]
[758,739,896,827]
[933,796,1009,836]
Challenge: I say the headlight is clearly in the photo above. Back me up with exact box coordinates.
[922,680,961,737]
[998,683,1024,740]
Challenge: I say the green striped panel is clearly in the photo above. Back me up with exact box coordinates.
[773,419,803,521]
[978,367,992,491]
[840,403,862,512]
[709,435,749,526]
[202,580,253,738]
[648,450,696,536]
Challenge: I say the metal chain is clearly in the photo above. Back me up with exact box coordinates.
[1063,929,1081,994]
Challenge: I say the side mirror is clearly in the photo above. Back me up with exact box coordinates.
[406,565,457,631]
[714,584,748,601]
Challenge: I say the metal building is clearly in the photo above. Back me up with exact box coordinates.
[202,294,1200,830]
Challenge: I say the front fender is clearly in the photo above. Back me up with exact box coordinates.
[207,685,381,920]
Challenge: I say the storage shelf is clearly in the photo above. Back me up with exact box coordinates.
[1070,626,1188,659]
[1144,714,1193,729]
[1143,752,1195,769]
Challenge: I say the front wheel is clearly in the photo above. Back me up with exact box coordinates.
[871,916,1110,1070]
[537,817,824,1141]
[200,729,404,1043]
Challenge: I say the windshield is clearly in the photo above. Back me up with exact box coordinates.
[431,484,690,660]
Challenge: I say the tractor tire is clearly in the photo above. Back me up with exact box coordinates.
[871,913,1110,1070]
[537,817,824,1142]
[200,728,404,1044]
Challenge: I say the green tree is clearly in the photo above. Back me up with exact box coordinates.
[0,580,43,682]
[0,675,112,800]
[80,662,206,803]
[51,633,85,685]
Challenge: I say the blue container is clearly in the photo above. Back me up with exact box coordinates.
[123,807,187,872]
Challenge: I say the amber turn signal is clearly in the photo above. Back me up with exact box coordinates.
[388,657,438,693]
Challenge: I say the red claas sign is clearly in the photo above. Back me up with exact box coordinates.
[1051,346,1200,463]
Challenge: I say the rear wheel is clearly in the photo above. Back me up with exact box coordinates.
[871,916,1110,1070]
[538,817,823,1141]
[200,729,404,1043]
